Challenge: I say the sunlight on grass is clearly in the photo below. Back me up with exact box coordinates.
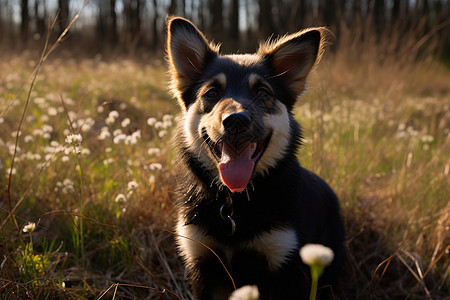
[0,52,449,298]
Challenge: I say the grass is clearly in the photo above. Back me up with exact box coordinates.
[0,46,449,299]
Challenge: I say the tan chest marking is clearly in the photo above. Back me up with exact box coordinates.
[177,222,298,272]
[244,227,298,270]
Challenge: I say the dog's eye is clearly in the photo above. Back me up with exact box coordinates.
[205,88,219,99]
[256,87,270,98]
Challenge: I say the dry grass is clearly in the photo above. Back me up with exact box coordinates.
[0,37,449,299]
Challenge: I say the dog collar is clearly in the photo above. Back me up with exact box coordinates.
[219,192,236,236]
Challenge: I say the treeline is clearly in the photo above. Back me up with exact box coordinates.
[1,0,449,59]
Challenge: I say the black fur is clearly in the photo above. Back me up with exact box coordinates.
[174,116,345,299]
[167,17,345,300]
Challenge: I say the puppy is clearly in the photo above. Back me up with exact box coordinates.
[166,16,345,300]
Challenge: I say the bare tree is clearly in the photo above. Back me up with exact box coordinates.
[110,0,118,44]
[259,0,275,38]
[58,0,69,35]
[229,0,239,49]
[34,0,46,38]
[210,0,224,39]
[20,0,29,42]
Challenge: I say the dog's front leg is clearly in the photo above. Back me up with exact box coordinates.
[189,254,235,300]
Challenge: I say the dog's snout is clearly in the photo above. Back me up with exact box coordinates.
[222,112,251,132]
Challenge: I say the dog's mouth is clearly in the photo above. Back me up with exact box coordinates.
[202,128,271,193]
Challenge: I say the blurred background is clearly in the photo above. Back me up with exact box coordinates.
[1,0,449,61]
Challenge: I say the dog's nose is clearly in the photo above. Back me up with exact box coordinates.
[222,112,251,132]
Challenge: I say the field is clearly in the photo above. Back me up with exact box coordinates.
[0,44,449,299]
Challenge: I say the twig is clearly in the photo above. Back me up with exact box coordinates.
[4,0,89,230]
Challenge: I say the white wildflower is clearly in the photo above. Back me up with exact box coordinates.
[114,193,127,203]
[158,130,167,138]
[48,107,58,116]
[32,128,43,136]
[125,135,138,145]
[105,116,115,125]
[421,135,434,143]
[162,114,173,122]
[42,124,53,133]
[132,130,141,139]
[65,133,82,147]
[34,97,45,104]
[229,285,259,300]
[8,144,20,155]
[113,133,127,144]
[25,135,34,143]
[11,130,22,138]
[121,118,131,128]
[149,163,162,171]
[63,178,74,186]
[113,129,123,136]
[56,179,75,194]
[23,222,36,233]
[50,141,60,147]
[103,158,114,165]
[299,244,334,267]
[147,117,157,126]
[147,148,161,156]
[98,128,111,140]
[106,110,119,125]
[62,156,70,162]
[81,123,92,132]
[108,110,119,119]
[127,181,139,191]
[154,121,164,129]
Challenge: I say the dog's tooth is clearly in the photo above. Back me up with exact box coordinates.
[250,142,257,156]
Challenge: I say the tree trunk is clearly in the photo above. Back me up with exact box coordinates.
[259,0,275,38]
[210,0,224,39]
[110,0,118,44]
[34,0,46,38]
[58,0,69,35]
[21,0,29,42]
[229,0,239,49]
[152,0,159,49]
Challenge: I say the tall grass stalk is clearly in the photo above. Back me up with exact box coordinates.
[74,149,85,260]
[62,96,85,261]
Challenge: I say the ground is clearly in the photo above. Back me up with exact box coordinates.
[0,49,449,299]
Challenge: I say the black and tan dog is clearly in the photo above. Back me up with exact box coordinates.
[166,16,345,299]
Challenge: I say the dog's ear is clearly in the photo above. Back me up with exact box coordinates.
[259,28,328,98]
[167,17,217,108]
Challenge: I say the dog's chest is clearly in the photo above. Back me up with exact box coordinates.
[177,222,299,271]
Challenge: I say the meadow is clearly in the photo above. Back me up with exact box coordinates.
[0,43,449,299]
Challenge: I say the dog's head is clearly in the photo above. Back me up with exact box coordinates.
[167,17,327,193]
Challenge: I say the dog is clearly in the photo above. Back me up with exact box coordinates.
[166,16,345,300]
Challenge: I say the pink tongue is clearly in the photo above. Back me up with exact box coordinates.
[219,143,255,193]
